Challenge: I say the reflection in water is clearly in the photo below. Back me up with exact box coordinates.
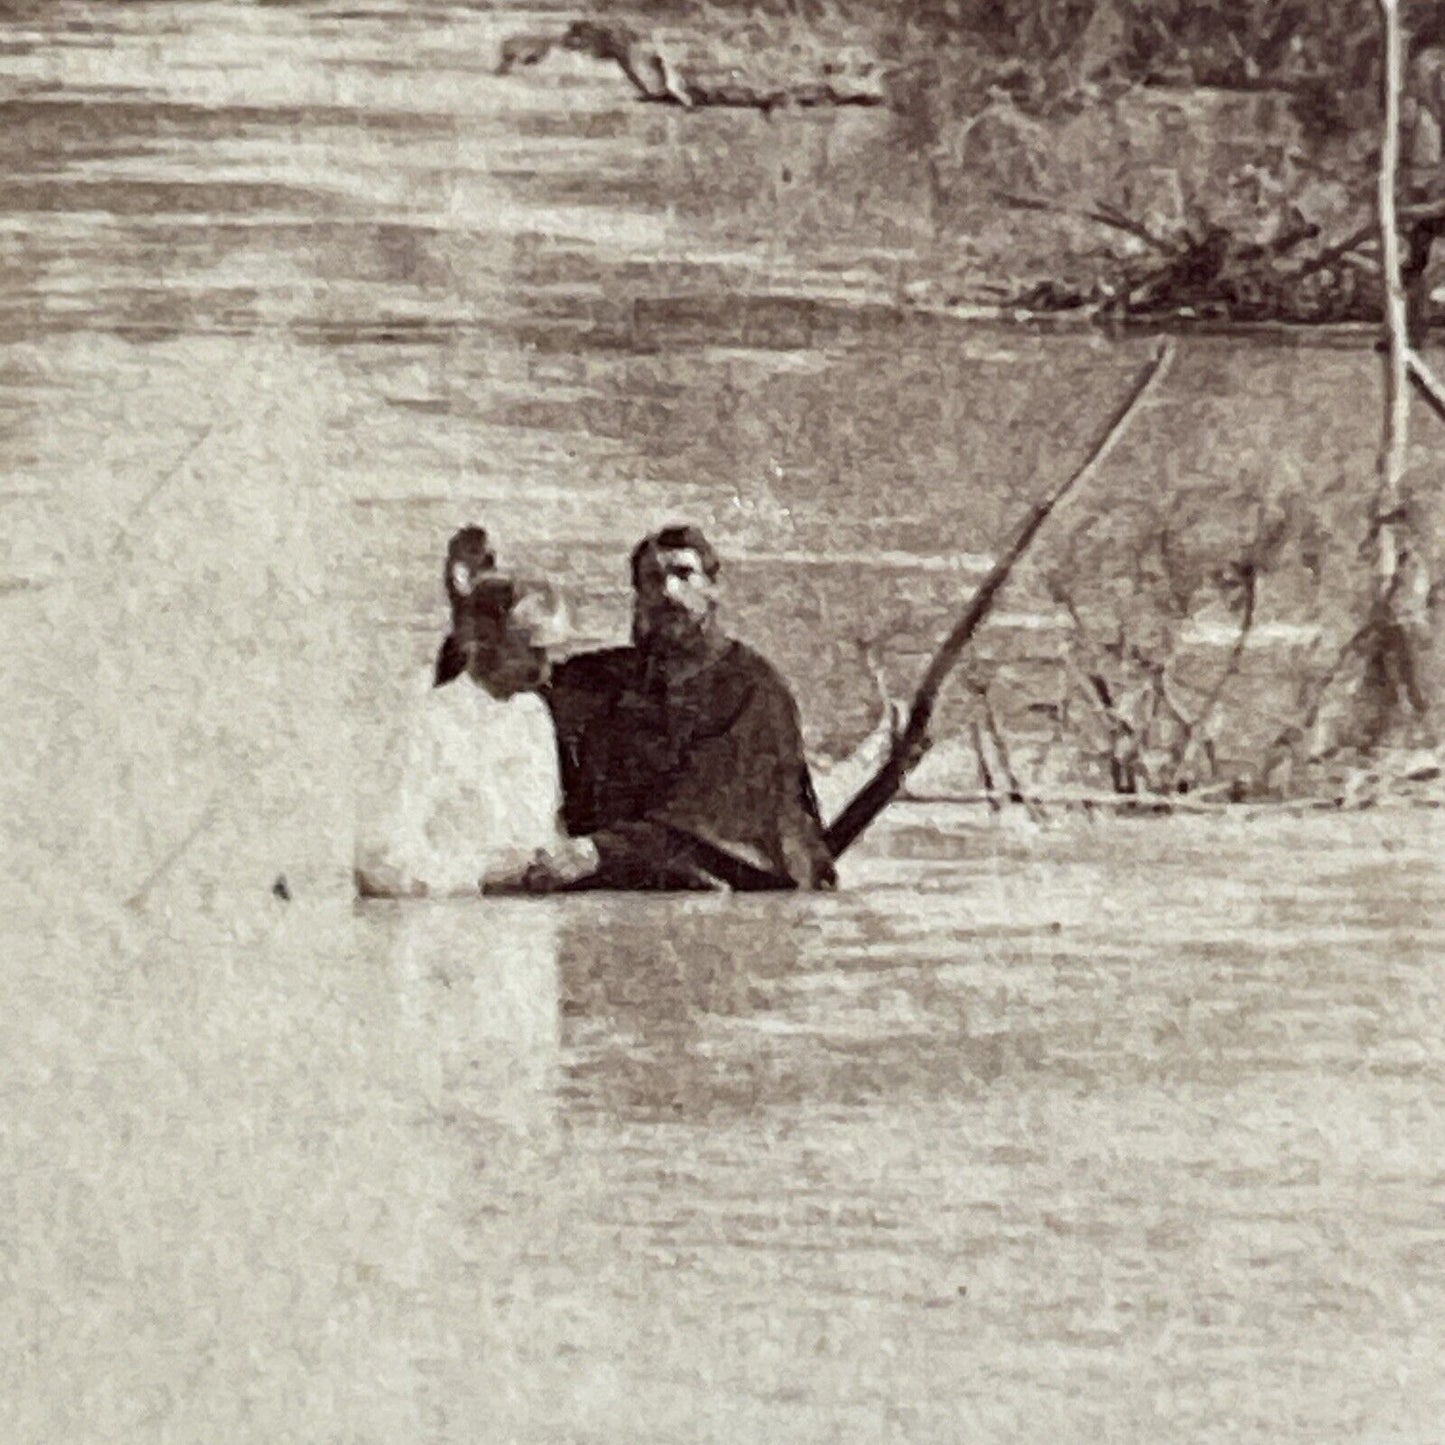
[558,898,804,1121]
[5,4,1445,1440]
[379,898,562,1157]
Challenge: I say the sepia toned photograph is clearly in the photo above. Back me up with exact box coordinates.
[3,0,1442,1439]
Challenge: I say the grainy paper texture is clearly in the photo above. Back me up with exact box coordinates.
[3,4,1442,1441]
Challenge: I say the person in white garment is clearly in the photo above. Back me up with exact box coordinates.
[355,580,579,898]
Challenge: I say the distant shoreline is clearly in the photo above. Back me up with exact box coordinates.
[630,284,1387,349]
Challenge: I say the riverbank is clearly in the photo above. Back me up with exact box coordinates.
[518,6,1392,323]
[3,0,1437,848]
[5,9,1444,1442]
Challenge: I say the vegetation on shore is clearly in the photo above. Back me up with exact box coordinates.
[529,1,1444,323]
[517,1,1441,786]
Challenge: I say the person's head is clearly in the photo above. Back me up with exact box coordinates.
[460,578,568,699]
[629,524,721,653]
[444,526,497,611]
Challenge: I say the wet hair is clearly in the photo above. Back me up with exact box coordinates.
[452,574,517,641]
[629,524,721,588]
[444,525,497,608]
[434,571,516,688]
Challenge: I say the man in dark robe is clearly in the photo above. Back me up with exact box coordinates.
[534,525,836,892]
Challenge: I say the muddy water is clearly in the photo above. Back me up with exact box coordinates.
[3,4,1443,1441]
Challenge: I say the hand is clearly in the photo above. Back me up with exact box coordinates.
[519,837,601,892]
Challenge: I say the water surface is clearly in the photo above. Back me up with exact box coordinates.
[2,5,1442,1441]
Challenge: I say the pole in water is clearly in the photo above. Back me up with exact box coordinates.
[825,338,1176,861]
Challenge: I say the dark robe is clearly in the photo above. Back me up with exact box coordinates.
[545,638,835,891]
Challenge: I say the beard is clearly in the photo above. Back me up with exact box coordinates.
[633,601,712,654]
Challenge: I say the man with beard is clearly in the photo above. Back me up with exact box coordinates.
[530,524,837,892]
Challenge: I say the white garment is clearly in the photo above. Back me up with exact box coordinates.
[356,671,564,897]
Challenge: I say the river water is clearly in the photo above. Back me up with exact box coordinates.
[3,3,1443,1441]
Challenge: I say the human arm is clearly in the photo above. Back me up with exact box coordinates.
[512,828,738,892]
[488,835,600,893]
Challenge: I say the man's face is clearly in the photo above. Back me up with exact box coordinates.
[633,546,717,649]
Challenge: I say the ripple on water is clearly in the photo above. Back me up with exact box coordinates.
[4,3,1444,1441]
